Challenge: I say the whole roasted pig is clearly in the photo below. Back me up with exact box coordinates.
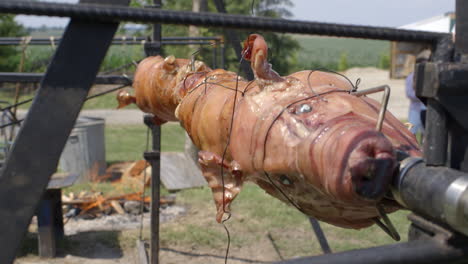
[118,34,421,229]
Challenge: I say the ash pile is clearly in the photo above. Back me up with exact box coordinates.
[61,160,186,235]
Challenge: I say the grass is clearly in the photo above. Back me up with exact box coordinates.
[156,183,411,259]
[105,123,186,163]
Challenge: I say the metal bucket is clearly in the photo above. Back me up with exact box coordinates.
[59,116,106,183]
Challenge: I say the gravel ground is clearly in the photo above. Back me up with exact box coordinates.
[343,67,408,120]
[16,109,145,126]
[64,205,186,236]
[15,206,187,264]
[79,109,146,125]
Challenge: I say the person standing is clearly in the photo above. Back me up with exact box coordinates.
[406,49,431,135]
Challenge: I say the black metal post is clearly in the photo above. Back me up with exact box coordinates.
[221,40,226,69]
[143,115,161,264]
[415,36,453,166]
[308,218,331,254]
[212,40,217,68]
[423,98,448,165]
[0,72,132,85]
[143,2,162,264]
[36,189,63,258]
[456,0,468,62]
[0,36,221,46]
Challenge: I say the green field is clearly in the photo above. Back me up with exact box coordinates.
[293,35,390,71]
[8,30,391,75]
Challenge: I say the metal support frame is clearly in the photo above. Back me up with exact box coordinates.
[0,0,129,263]
[351,85,391,132]
[144,2,162,264]
[0,1,448,43]
[37,189,64,258]
[0,36,221,46]
[308,218,331,254]
[143,115,161,264]
[274,237,468,264]
[0,72,132,85]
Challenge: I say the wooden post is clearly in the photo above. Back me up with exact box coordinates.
[37,189,63,258]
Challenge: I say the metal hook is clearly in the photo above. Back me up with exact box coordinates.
[351,85,390,132]
[373,203,400,241]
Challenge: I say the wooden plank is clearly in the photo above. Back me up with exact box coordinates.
[47,172,80,189]
[160,152,206,190]
[110,200,125,214]
[37,191,57,258]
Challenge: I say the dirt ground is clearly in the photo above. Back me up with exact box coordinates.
[15,205,299,264]
[343,67,408,120]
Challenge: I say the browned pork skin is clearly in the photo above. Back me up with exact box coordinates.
[118,34,421,229]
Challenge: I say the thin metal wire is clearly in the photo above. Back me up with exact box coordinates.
[0,98,33,112]
[86,83,130,100]
[100,59,141,75]
[218,46,249,264]
[0,82,130,131]
[0,119,23,129]
[264,172,304,213]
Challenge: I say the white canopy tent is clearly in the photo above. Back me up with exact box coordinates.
[390,12,455,79]
[399,12,455,33]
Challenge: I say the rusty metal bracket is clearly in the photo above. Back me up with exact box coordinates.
[351,85,391,132]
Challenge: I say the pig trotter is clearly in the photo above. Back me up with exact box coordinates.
[116,90,136,109]
[198,151,244,223]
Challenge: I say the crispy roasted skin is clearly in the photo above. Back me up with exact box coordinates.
[119,34,421,229]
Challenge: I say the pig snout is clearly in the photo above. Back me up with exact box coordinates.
[307,118,397,203]
[347,132,396,200]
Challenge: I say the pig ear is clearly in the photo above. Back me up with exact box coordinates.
[244,34,284,83]
[162,55,176,72]
[198,151,244,223]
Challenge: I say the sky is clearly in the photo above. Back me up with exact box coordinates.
[15,0,455,29]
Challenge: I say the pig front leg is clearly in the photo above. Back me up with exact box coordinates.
[198,151,244,223]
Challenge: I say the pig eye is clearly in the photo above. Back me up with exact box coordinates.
[295,103,312,114]
[279,175,293,186]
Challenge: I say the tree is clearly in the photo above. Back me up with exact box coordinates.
[337,52,348,71]
[0,15,27,71]
[129,0,300,75]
